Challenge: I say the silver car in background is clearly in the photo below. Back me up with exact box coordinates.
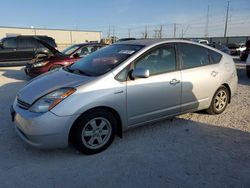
[11,39,238,154]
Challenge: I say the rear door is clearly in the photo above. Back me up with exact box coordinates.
[176,43,221,112]
[0,38,18,62]
[16,37,37,60]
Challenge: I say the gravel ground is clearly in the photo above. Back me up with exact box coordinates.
[0,58,249,188]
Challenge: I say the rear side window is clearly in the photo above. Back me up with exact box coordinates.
[18,38,36,48]
[2,38,17,48]
[177,43,210,69]
[208,49,222,64]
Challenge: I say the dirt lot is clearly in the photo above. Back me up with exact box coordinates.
[0,59,249,188]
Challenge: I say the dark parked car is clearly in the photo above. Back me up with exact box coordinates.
[0,35,57,66]
[208,43,231,54]
[25,40,106,77]
[240,40,250,61]
[226,43,239,55]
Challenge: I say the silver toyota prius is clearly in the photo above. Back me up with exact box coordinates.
[11,39,238,154]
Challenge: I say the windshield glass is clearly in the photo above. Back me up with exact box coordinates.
[62,45,80,55]
[69,44,144,76]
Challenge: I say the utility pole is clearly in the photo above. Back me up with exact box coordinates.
[173,23,176,38]
[144,26,148,39]
[108,24,111,39]
[205,5,210,37]
[159,25,163,38]
[128,28,131,38]
[224,1,230,37]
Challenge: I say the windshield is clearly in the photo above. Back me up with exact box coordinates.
[62,45,80,55]
[69,44,144,76]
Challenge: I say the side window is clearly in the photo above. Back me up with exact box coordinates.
[75,46,100,57]
[75,47,90,57]
[177,43,210,69]
[2,38,17,48]
[115,66,130,81]
[208,49,222,64]
[135,45,176,75]
[18,38,36,49]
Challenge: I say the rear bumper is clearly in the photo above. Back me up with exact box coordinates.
[12,101,78,149]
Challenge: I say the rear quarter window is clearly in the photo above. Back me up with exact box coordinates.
[208,49,222,64]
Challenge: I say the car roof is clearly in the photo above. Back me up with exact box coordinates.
[75,42,105,46]
[115,39,201,47]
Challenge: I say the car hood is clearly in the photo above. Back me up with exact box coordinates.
[17,69,94,105]
[34,36,62,55]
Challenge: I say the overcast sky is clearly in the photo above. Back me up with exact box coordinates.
[0,0,249,38]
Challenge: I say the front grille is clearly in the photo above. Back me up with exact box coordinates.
[17,98,31,110]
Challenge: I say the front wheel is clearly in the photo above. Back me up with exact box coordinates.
[71,110,117,155]
[207,86,229,115]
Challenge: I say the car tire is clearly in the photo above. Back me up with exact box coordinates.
[49,65,62,71]
[71,109,117,155]
[207,86,229,115]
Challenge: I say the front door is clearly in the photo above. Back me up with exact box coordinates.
[126,44,181,126]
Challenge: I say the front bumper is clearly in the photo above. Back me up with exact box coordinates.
[11,102,78,149]
[25,64,49,77]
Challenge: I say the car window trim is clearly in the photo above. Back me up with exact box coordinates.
[132,43,178,76]
[115,43,179,82]
[176,42,221,70]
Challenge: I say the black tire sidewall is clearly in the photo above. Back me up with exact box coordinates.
[72,110,117,155]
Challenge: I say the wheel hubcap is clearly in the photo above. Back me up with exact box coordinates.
[81,117,112,149]
[214,90,227,111]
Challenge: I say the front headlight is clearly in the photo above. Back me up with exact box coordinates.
[29,88,76,113]
[33,61,49,68]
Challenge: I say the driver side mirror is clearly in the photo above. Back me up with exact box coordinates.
[131,68,150,79]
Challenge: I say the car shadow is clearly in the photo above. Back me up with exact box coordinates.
[1,110,250,187]
[0,67,31,81]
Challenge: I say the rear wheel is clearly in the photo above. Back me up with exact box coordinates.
[49,65,62,71]
[71,109,117,155]
[207,86,229,115]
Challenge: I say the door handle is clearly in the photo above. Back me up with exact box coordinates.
[170,79,180,85]
[211,71,218,77]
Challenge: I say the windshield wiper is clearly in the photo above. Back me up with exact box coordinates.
[74,69,93,76]
[65,67,93,76]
